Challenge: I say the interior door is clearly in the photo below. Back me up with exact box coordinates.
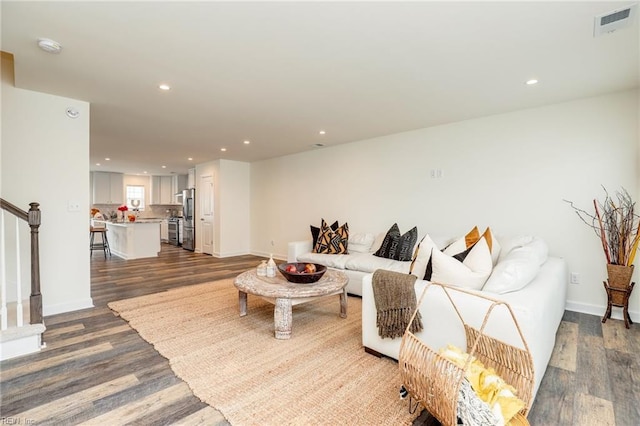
[200,174,214,255]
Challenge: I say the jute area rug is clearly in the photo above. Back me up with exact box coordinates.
[108,278,419,425]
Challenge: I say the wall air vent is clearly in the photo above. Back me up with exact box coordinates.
[594,4,637,37]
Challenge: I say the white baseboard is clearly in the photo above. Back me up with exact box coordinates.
[250,250,286,260]
[43,298,94,317]
[565,300,638,321]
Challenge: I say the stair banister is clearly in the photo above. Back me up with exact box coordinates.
[28,202,42,324]
[0,199,42,326]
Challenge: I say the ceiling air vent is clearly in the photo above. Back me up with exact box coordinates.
[594,4,638,37]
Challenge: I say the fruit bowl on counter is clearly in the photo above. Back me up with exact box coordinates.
[278,262,327,284]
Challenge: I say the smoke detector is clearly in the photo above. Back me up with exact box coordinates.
[594,4,638,37]
[37,38,62,53]
[65,107,80,119]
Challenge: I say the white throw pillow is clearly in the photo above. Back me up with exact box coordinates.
[444,227,501,266]
[526,237,549,265]
[482,245,541,294]
[431,237,493,290]
[347,233,376,253]
[496,235,535,263]
[409,234,439,279]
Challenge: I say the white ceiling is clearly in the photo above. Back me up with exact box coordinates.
[2,1,638,176]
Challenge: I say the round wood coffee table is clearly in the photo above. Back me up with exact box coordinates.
[233,269,348,339]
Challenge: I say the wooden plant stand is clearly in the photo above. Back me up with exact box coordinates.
[602,281,635,329]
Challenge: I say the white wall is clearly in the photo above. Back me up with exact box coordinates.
[219,160,250,257]
[194,160,250,257]
[251,90,639,317]
[1,54,92,315]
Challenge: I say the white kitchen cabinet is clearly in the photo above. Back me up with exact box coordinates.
[92,172,124,204]
[172,174,189,204]
[161,176,173,203]
[187,168,195,189]
[151,176,176,205]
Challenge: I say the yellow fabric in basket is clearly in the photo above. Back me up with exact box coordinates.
[439,345,525,424]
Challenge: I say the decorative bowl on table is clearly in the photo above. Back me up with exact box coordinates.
[278,262,327,284]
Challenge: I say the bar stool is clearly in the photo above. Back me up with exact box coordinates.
[90,227,111,258]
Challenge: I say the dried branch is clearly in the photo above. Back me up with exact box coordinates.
[593,200,611,263]
[565,186,640,266]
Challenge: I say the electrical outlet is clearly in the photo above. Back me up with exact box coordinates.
[570,272,580,284]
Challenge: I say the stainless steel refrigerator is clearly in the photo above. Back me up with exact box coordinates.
[182,188,195,251]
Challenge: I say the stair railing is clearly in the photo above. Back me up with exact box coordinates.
[0,199,42,329]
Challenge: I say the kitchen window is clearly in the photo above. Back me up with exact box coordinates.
[126,185,145,211]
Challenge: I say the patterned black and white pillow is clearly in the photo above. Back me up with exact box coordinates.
[374,223,418,261]
[314,220,349,254]
[310,220,339,249]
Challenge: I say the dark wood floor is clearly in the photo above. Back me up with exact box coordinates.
[1,244,638,425]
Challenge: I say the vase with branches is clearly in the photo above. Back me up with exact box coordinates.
[565,185,640,321]
[565,187,640,267]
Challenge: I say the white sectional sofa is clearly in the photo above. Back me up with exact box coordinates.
[288,231,568,400]
[288,233,454,296]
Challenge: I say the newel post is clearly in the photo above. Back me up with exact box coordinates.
[28,202,42,324]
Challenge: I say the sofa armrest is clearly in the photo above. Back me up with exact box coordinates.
[287,240,314,262]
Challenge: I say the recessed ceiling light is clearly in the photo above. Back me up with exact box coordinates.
[221,148,227,152]
[105,157,110,161]
[319,130,326,135]
[162,165,167,168]
[243,140,250,145]
[96,163,101,166]
[143,171,148,174]
[159,84,171,91]
[525,79,539,85]
[188,157,193,161]
[37,38,62,54]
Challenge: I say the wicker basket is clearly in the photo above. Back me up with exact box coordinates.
[398,282,534,426]
[606,263,634,291]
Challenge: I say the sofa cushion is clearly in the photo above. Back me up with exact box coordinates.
[345,253,411,274]
[348,233,376,253]
[430,236,493,290]
[314,220,349,254]
[298,252,351,269]
[374,223,418,261]
[310,219,339,247]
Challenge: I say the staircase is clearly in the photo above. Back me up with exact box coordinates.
[0,199,46,360]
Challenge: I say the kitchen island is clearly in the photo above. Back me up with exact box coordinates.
[105,220,162,260]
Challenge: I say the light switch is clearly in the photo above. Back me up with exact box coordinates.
[67,200,81,212]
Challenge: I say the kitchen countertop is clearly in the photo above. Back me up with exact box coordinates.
[93,219,163,226]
